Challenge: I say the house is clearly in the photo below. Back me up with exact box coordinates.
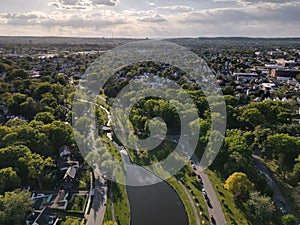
[63,165,79,189]
[57,157,79,171]
[261,83,277,92]
[270,68,300,79]
[275,59,299,67]
[26,207,58,225]
[233,72,258,82]
[267,50,284,56]
[64,165,78,180]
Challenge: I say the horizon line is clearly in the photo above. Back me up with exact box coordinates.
[1,35,300,39]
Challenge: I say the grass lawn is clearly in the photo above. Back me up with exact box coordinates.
[103,181,113,223]
[103,181,130,225]
[67,194,87,213]
[176,166,210,224]
[59,216,83,225]
[78,169,90,190]
[111,182,130,225]
[102,136,130,225]
[206,169,250,225]
[167,176,209,225]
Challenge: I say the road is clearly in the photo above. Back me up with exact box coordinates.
[252,154,300,222]
[192,155,227,225]
[167,136,227,225]
[86,173,107,225]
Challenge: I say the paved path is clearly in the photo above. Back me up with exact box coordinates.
[85,100,111,225]
[86,173,107,225]
[178,180,201,225]
[252,154,300,222]
[192,155,227,225]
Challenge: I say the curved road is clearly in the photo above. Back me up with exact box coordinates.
[252,154,300,222]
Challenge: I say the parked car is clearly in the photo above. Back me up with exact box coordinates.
[206,198,212,208]
[210,215,216,224]
[197,174,202,182]
[202,188,208,199]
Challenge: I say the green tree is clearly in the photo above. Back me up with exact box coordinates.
[0,126,11,141]
[247,191,276,219]
[43,120,74,150]
[239,108,266,129]
[7,93,28,115]
[0,167,21,193]
[74,116,92,137]
[34,112,55,124]
[0,145,54,184]
[252,126,272,156]
[289,155,300,186]
[61,217,82,225]
[226,105,240,129]
[266,134,300,179]
[4,118,27,128]
[223,86,235,96]
[4,69,29,82]
[281,214,297,225]
[0,190,32,225]
[20,97,36,120]
[0,62,10,73]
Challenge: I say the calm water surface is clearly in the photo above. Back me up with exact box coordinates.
[127,182,189,225]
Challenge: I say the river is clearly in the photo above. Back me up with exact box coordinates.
[101,104,189,225]
[127,182,188,225]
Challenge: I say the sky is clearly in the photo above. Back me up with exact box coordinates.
[0,0,299,38]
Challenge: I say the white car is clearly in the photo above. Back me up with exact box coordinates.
[279,206,287,214]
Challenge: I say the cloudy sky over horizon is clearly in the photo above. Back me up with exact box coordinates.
[0,0,299,38]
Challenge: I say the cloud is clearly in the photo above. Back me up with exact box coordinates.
[3,12,47,26]
[213,0,299,6]
[49,0,118,9]
[138,14,167,23]
[156,5,194,12]
[0,10,125,29]
[0,1,299,37]
[170,2,300,37]
[92,0,118,6]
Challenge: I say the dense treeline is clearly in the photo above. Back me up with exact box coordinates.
[0,58,79,191]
